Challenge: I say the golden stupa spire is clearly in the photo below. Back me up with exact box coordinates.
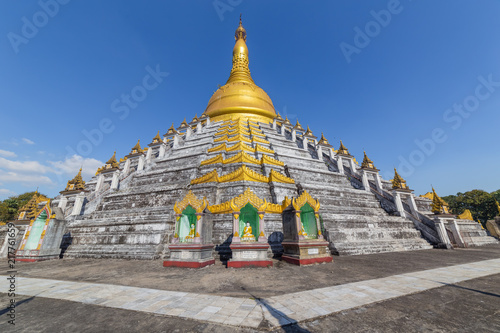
[391,168,408,189]
[361,151,376,169]
[337,140,350,155]
[226,15,254,84]
[293,119,304,131]
[152,131,162,143]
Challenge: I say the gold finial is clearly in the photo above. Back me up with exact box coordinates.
[337,140,350,155]
[131,140,143,154]
[361,151,376,169]
[165,123,178,136]
[178,118,189,129]
[318,133,331,146]
[431,187,444,214]
[304,126,316,138]
[293,120,304,131]
[191,113,199,123]
[275,112,284,122]
[283,116,292,126]
[152,130,162,143]
[391,168,408,190]
[65,167,85,191]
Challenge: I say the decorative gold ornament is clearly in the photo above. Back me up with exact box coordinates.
[173,190,208,214]
[275,113,284,123]
[255,144,275,154]
[268,169,295,184]
[191,169,220,185]
[200,154,224,166]
[208,143,228,153]
[337,140,350,156]
[458,209,474,221]
[283,116,292,127]
[219,165,269,183]
[164,123,179,136]
[130,140,143,154]
[251,136,270,144]
[204,18,276,122]
[65,168,86,191]
[303,126,316,138]
[261,154,284,166]
[318,133,331,147]
[293,120,304,131]
[227,142,254,153]
[361,151,376,169]
[223,151,260,165]
[391,168,408,190]
[178,118,189,129]
[292,191,320,212]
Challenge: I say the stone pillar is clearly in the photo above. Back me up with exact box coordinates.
[196,122,202,133]
[392,190,406,218]
[375,173,383,193]
[272,119,277,130]
[361,170,370,192]
[337,156,345,175]
[111,170,120,190]
[450,220,465,247]
[407,195,419,216]
[186,127,193,139]
[291,128,296,142]
[146,147,153,161]
[316,145,323,160]
[123,159,131,175]
[137,155,145,172]
[71,193,85,216]
[159,144,166,158]
[302,137,308,151]
[434,217,453,248]
[58,196,68,211]
[95,174,104,192]
[206,117,211,126]
[173,134,180,148]
[348,158,357,175]
[194,215,203,244]
[232,213,240,243]
[280,125,285,136]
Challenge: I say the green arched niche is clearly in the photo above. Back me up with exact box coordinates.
[25,210,47,250]
[239,203,259,241]
[300,202,318,239]
[178,205,197,242]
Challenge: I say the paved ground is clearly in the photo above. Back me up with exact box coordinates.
[1,245,500,332]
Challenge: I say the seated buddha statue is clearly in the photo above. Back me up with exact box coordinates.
[184,224,196,241]
[241,222,255,242]
[299,221,308,237]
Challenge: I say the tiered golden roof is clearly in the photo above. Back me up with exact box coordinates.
[303,126,316,138]
[283,116,292,127]
[64,168,86,191]
[391,168,408,190]
[18,191,49,220]
[275,113,284,123]
[318,133,332,147]
[151,131,162,144]
[337,140,350,155]
[204,18,276,122]
[96,151,119,174]
[164,123,178,136]
[178,118,189,130]
[130,140,143,154]
[293,120,304,131]
[361,151,376,169]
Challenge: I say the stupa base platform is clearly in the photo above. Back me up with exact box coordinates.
[228,242,273,268]
[164,244,215,268]
[16,250,60,262]
[281,240,333,266]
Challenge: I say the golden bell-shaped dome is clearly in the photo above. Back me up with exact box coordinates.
[204,17,276,122]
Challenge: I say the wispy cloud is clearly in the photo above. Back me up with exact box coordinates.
[0,170,53,185]
[0,150,17,158]
[22,138,35,145]
[0,188,16,197]
[0,157,52,173]
[49,154,103,179]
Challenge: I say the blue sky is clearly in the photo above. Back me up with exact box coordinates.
[0,0,499,200]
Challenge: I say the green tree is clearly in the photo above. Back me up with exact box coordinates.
[491,189,500,203]
[0,191,49,223]
[450,190,497,226]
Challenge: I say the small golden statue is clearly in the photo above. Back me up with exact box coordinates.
[185,224,196,241]
[241,222,255,241]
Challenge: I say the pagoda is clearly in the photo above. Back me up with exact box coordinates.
[8,18,497,265]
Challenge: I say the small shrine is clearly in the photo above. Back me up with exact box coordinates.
[164,191,214,268]
[16,200,67,262]
[281,191,332,265]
